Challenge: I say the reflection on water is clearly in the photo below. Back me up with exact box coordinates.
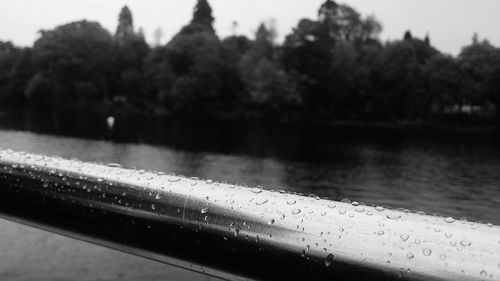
[1,110,500,280]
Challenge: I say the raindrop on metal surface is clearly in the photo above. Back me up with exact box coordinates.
[324,254,334,267]
[444,217,455,223]
[422,248,432,256]
[255,198,268,206]
[250,187,262,193]
[355,206,365,213]
[460,240,471,247]
[386,213,401,220]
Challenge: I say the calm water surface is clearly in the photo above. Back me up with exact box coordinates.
[1,110,500,280]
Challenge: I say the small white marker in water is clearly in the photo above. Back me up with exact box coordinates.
[106,116,115,130]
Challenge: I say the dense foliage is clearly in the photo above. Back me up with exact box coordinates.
[1,0,500,123]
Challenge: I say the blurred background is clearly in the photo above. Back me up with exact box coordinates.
[1,0,500,280]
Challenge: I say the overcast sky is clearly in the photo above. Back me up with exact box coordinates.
[1,0,499,55]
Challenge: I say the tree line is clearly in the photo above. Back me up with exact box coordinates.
[1,0,500,123]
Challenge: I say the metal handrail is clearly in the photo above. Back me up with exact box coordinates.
[0,149,499,281]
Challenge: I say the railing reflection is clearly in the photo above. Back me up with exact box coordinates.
[0,149,499,281]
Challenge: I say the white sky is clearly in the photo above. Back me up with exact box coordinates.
[0,0,499,55]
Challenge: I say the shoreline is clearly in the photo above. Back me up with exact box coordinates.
[1,104,500,144]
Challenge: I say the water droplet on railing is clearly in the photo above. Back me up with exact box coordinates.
[201,208,209,214]
[324,254,334,267]
[400,234,409,241]
[287,199,296,205]
[151,204,156,210]
[292,209,301,215]
[255,198,268,206]
[439,254,446,261]
[328,203,336,209]
[460,240,471,247]
[338,208,346,215]
[250,187,262,193]
[444,217,455,223]
[407,252,414,259]
[375,206,385,212]
[308,194,320,200]
[355,206,365,213]
[386,213,401,220]
[480,269,488,277]
[423,248,432,256]
[268,219,275,225]
[377,230,385,236]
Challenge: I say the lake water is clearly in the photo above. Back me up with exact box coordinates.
[1,110,500,280]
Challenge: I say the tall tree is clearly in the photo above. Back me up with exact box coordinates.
[240,22,300,107]
[282,0,383,113]
[404,31,413,41]
[110,6,150,104]
[32,20,114,105]
[144,0,239,109]
[115,6,134,40]
[0,41,22,101]
[458,38,500,107]
[191,0,214,29]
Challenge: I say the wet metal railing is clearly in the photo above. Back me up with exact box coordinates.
[0,149,499,281]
